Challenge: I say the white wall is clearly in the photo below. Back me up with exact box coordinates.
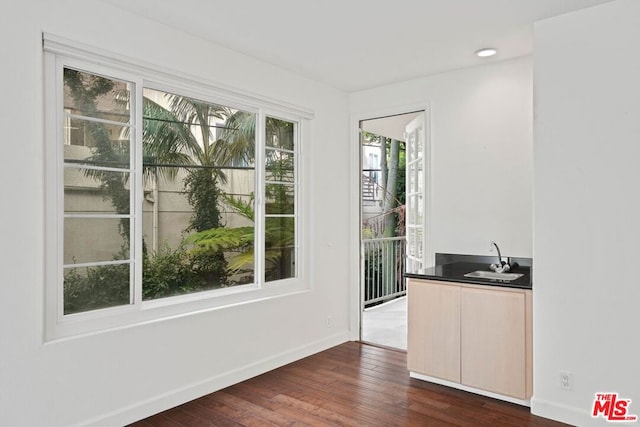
[532,0,640,425]
[350,57,533,262]
[0,1,350,426]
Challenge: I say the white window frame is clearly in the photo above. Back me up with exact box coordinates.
[263,112,300,283]
[43,34,312,340]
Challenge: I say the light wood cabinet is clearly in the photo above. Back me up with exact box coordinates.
[407,281,461,382]
[461,287,528,399]
[407,279,532,402]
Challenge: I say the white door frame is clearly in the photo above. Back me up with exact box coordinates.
[349,103,433,341]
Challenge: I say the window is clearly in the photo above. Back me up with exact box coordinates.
[44,38,308,339]
[62,68,134,315]
[265,117,297,281]
[140,87,257,301]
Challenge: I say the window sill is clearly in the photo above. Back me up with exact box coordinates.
[46,278,310,342]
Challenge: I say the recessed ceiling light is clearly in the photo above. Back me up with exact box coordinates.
[475,48,497,58]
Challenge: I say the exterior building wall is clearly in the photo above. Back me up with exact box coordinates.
[64,156,256,260]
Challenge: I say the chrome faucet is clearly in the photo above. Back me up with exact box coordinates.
[490,241,511,273]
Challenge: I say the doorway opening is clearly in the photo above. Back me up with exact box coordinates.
[359,110,426,350]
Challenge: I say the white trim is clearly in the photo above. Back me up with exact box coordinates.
[298,117,311,290]
[64,113,132,128]
[143,80,261,120]
[350,104,432,341]
[64,164,132,173]
[530,396,592,426]
[410,371,531,407]
[63,259,130,269]
[43,49,61,338]
[67,333,350,427]
[132,74,144,307]
[48,283,312,341]
[265,146,295,154]
[262,113,301,283]
[43,33,314,120]
[255,110,266,287]
[264,181,295,186]
[64,213,131,219]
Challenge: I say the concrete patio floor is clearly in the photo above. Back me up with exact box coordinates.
[361,296,407,350]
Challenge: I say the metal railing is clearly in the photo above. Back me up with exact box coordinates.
[362,236,406,307]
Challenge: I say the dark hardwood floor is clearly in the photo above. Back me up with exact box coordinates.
[129,341,567,426]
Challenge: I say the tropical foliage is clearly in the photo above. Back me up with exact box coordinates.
[62,70,293,312]
[188,193,295,281]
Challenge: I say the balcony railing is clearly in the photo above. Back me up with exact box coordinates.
[362,236,406,307]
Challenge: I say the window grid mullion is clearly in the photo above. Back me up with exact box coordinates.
[294,121,299,278]
[63,259,132,269]
[63,163,133,174]
[55,57,66,321]
[255,111,266,287]
[133,78,144,306]
[265,146,295,155]
[264,180,296,186]
[64,112,132,128]
[64,213,131,219]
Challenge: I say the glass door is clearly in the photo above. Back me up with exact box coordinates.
[405,115,425,273]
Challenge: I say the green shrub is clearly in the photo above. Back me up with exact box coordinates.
[64,262,130,315]
[64,243,230,313]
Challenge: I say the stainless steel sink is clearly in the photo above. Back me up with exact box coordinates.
[463,270,523,281]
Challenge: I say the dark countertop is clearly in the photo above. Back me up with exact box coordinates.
[406,261,532,290]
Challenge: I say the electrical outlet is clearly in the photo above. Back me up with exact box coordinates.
[489,242,494,252]
[326,315,332,328]
[560,371,572,390]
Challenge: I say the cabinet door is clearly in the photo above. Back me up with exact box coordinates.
[407,280,461,382]
[461,288,526,399]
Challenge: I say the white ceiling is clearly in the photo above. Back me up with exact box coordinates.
[102,0,615,92]
[362,112,421,142]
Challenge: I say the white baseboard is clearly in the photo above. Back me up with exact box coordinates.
[73,332,351,427]
[410,371,531,407]
[531,396,594,427]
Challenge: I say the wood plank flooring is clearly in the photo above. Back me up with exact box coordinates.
[129,341,567,427]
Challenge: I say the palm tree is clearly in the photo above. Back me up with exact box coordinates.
[62,72,261,303]
[186,117,297,282]
[142,97,197,181]
[141,91,252,287]
[68,75,294,290]
[212,107,256,168]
